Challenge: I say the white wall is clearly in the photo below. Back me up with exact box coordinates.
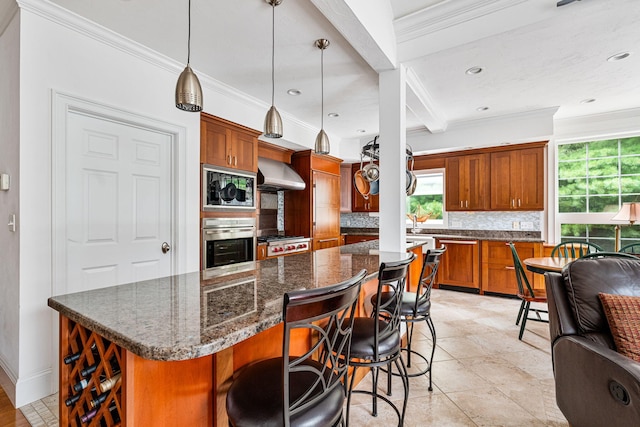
[0,10,21,404]
[11,2,316,406]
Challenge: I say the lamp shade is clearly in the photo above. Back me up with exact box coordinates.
[175,65,203,112]
[264,105,283,138]
[611,202,640,224]
[314,129,330,155]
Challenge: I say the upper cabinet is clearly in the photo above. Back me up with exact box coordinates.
[490,146,545,210]
[445,154,490,211]
[200,113,259,172]
[441,142,547,212]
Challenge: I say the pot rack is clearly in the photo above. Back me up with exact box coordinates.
[360,136,414,162]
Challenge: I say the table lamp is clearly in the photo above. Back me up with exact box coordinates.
[611,202,640,251]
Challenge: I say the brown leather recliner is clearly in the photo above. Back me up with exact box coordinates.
[545,256,640,427]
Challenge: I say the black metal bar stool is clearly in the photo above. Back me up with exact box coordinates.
[225,269,366,427]
[343,253,415,427]
[375,247,445,391]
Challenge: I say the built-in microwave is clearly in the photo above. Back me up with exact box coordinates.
[203,165,256,210]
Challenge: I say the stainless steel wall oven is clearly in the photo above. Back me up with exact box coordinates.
[202,217,256,275]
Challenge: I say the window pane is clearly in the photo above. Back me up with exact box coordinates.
[588,157,618,177]
[558,196,586,212]
[560,224,615,252]
[621,137,640,155]
[588,140,618,157]
[620,176,640,195]
[588,176,619,195]
[406,172,443,222]
[558,160,586,179]
[560,224,587,237]
[588,195,619,213]
[558,178,586,196]
[620,156,640,175]
[558,142,586,161]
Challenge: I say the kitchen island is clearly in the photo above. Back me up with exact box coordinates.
[48,241,416,427]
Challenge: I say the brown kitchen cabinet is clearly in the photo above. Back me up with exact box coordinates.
[490,146,545,210]
[285,150,342,251]
[200,112,258,172]
[481,240,544,296]
[436,238,480,290]
[445,154,489,211]
[344,234,378,245]
[257,243,267,260]
[350,163,379,212]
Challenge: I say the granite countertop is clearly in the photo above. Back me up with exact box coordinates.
[341,227,543,243]
[48,241,412,362]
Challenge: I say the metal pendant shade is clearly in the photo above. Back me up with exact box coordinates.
[264,0,283,138]
[314,38,330,154]
[175,0,203,112]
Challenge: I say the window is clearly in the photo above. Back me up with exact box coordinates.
[406,169,446,227]
[557,136,640,250]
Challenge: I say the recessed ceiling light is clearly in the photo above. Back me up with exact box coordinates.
[327,113,339,118]
[465,66,483,75]
[607,52,630,62]
[287,89,301,96]
[476,106,489,111]
[580,98,596,104]
[356,129,366,133]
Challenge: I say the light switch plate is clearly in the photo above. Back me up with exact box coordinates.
[0,174,9,191]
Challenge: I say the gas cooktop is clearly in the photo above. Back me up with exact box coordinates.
[257,235,305,243]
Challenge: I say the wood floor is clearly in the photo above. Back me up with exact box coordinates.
[0,385,30,427]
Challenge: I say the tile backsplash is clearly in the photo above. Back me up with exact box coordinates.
[341,211,542,231]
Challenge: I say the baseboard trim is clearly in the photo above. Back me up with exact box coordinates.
[14,368,53,408]
[0,358,17,407]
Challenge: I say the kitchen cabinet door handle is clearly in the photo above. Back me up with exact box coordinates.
[439,239,477,245]
[505,266,515,270]
[227,155,232,165]
[233,156,237,166]
[319,238,338,243]
[518,198,521,207]
[460,200,463,208]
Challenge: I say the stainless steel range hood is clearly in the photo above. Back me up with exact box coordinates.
[257,157,306,191]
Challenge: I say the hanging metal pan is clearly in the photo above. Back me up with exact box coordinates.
[353,169,370,199]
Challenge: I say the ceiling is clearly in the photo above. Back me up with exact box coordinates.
[4,0,640,151]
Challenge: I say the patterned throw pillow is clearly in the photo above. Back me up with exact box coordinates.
[599,292,640,363]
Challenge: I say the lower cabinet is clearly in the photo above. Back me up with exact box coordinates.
[313,237,341,251]
[436,239,480,290]
[481,241,543,296]
[344,234,378,245]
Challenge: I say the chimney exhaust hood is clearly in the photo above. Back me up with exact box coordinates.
[257,157,306,191]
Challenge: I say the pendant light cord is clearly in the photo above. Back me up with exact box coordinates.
[187,0,192,65]
[320,47,324,129]
[271,3,275,107]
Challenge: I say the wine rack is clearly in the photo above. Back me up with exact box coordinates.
[60,316,124,426]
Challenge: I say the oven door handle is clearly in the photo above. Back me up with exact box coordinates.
[204,228,255,235]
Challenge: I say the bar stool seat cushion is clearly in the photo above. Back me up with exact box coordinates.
[372,292,430,317]
[226,357,344,427]
[348,318,401,359]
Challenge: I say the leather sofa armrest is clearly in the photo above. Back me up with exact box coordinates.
[553,336,640,427]
[545,271,578,345]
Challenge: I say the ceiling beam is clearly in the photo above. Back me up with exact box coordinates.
[405,67,447,133]
[310,0,397,71]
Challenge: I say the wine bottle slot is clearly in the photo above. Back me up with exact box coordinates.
[99,372,122,393]
[89,391,109,409]
[63,352,81,365]
[72,378,90,393]
[79,408,98,423]
[80,363,98,378]
[64,393,81,407]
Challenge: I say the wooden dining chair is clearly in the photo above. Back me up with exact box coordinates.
[508,243,549,340]
[551,240,603,258]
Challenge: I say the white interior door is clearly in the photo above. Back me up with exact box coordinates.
[64,111,174,292]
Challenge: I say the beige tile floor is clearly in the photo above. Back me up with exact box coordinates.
[18,289,567,426]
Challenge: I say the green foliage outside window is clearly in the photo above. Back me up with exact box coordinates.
[406,172,444,222]
[559,136,640,248]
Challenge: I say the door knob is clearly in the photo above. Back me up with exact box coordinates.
[161,242,171,253]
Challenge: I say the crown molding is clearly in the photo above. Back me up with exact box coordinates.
[394,0,529,43]
[555,107,640,143]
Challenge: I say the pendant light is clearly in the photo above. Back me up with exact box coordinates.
[314,39,330,154]
[175,0,203,112]
[263,0,283,138]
